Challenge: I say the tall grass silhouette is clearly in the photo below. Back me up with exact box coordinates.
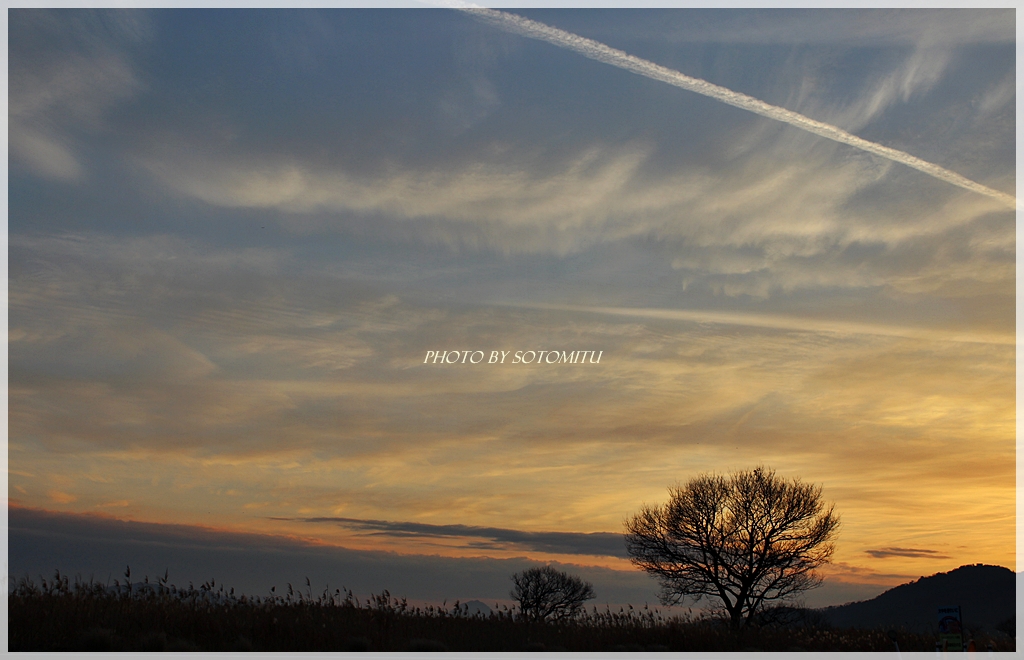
[8,569,1015,652]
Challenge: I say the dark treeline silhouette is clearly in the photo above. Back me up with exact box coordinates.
[8,570,1015,652]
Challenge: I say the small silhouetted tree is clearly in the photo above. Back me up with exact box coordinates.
[624,466,839,629]
[510,566,595,622]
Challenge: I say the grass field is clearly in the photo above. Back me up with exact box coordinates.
[7,571,1015,652]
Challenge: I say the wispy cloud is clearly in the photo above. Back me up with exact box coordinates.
[568,10,1013,47]
[976,71,1015,116]
[277,516,628,558]
[138,144,667,253]
[9,10,147,181]
[827,47,950,132]
[508,303,1015,346]
[865,547,950,559]
[137,140,1013,310]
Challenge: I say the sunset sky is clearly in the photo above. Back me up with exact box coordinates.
[7,7,1016,609]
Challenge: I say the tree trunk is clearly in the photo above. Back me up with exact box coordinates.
[728,607,743,630]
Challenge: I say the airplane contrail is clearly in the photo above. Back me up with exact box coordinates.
[456,5,1016,210]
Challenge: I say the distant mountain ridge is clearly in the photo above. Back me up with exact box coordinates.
[820,564,1015,633]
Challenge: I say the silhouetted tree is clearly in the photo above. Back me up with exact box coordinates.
[510,566,595,622]
[624,466,839,629]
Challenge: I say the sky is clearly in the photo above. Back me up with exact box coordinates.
[6,7,1017,610]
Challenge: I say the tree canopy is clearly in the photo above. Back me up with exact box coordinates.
[624,466,839,628]
[510,566,595,622]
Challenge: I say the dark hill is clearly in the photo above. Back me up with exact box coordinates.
[821,564,1015,634]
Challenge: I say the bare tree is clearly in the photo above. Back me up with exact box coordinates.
[510,566,595,622]
[624,466,839,629]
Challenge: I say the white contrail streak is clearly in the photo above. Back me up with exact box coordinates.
[458,6,1016,210]
[510,302,1015,346]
